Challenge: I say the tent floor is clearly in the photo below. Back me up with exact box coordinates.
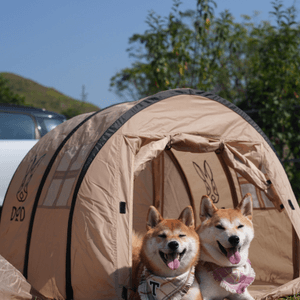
[249,280,282,298]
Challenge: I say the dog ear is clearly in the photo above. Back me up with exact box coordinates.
[237,193,253,220]
[146,206,163,230]
[200,195,217,221]
[178,206,195,228]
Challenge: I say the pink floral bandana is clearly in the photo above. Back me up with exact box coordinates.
[210,259,255,294]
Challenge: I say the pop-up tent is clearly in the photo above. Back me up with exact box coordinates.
[0,89,299,300]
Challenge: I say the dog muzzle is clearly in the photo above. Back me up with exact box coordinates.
[211,259,255,294]
[138,266,195,300]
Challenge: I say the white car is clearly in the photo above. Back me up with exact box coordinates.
[0,104,66,209]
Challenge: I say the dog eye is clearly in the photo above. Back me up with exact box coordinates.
[179,234,186,238]
[216,225,225,230]
[238,225,244,229]
[158,234,167,238]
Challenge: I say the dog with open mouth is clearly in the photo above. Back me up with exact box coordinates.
[130,206,202,300]
[196,193,255,300]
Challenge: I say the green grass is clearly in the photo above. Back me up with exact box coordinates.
[1,72,100,118]
[279,294,300,300]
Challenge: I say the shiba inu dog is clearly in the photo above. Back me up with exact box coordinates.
[131,206,202,300]
[196,193,255,300]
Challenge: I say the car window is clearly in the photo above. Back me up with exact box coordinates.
[35,117,64,137]
[0,112,36,139]
[44,118,63,132]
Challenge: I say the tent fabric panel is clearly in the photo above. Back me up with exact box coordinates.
[0,111,96,214]
[0,111,96,275]
[72,193,118,299]
[194,91,279,160]
[151,151,193,219]
[27,208,68,299]
[116,135,135,292]
[23,112,99,278]
[71,135,133,299]
[121,95,257,142]
[0,151,49,273]
[39,143,92,208]
[216,152,241,208]
[261,140,300,239]
[254,137,300,232]
[249,209,293,285]
[162,151,192,220]
[227,166,243,206]
[171,150,234,227]
[36,100,131,208]
[133,161,153,234]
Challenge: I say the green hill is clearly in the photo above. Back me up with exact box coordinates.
[0,72,100,118]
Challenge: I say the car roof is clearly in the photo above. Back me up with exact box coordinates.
[0,104,66,120]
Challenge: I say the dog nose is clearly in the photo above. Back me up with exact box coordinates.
[228,235,240,247]
[168,241,179,250]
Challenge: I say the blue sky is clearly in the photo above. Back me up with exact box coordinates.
[1,0,299,109]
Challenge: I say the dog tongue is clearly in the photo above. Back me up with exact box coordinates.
[227,248,241,264]
[167,258,180,270]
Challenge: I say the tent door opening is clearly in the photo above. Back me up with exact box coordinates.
[132,149,194,234]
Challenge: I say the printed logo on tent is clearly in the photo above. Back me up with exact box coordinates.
[16,154,46,202]
[42,144,90,207]
[10,206,25,222]
[193,160,219,203]
[11,154,46,222]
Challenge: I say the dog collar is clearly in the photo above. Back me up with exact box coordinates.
[138,266,195,300]
[205,259,255,294]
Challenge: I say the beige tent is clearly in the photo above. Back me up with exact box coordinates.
[0,89,299,300]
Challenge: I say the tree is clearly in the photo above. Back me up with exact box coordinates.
[238,1,300,198]
[110,0,240,101]
[0,75,26,105]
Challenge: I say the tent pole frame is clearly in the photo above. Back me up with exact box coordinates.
[293,226,300,279]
